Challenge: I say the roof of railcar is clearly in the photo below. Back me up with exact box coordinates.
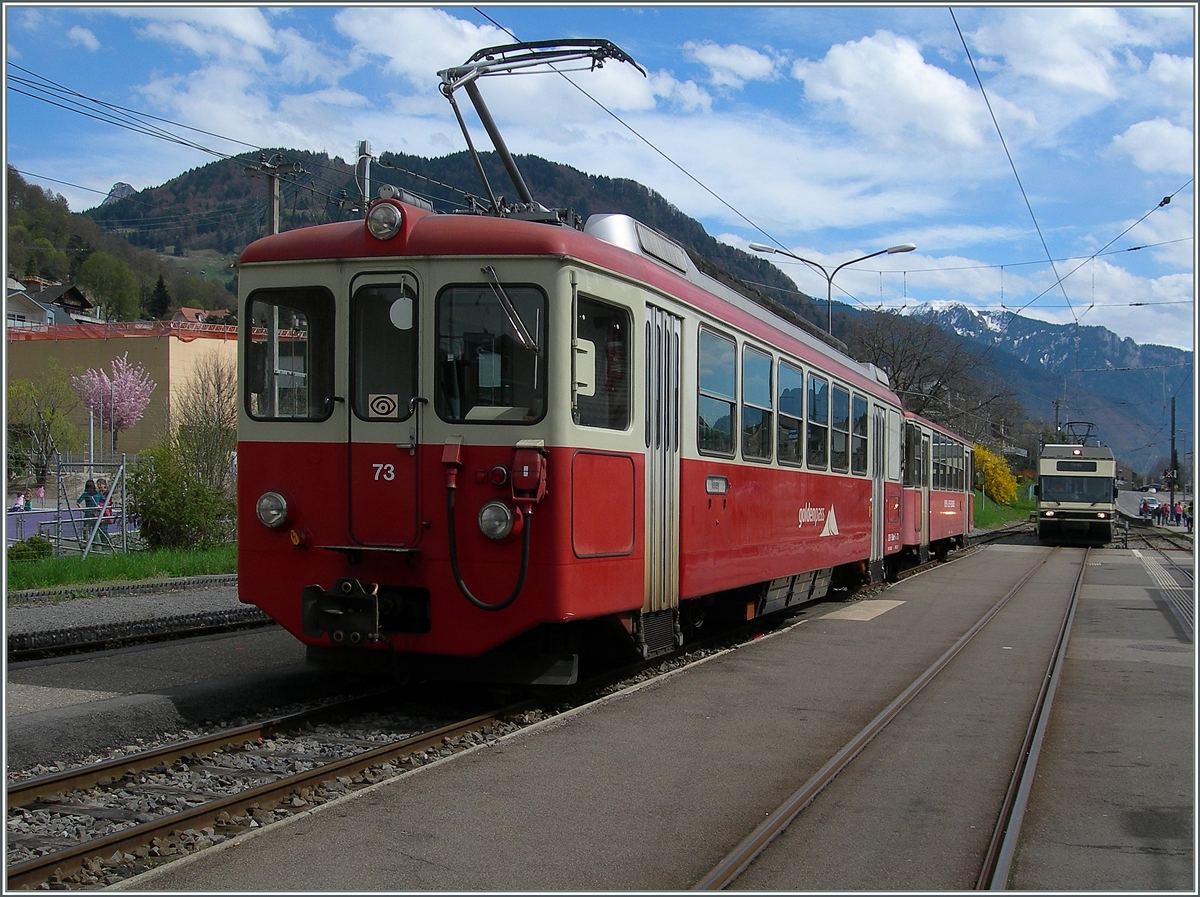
[1039,444,1114,460]
[239,203,902,404]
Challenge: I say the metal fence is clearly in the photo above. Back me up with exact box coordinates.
[5,456,136,558]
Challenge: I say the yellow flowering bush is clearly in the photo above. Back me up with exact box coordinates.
[975,443,1018,505]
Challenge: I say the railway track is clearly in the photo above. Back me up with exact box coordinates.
[1126,528,1194,639]
[694,546,1086,890]
[5,607,803,890]
[5,688,549,889]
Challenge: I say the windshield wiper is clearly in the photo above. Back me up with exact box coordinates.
[482,265,538,351]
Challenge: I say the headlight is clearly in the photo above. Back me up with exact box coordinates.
[1097,512,1107,519]
[1043,510,1055,517]
[367,202,403,240]
[478,501,516,540]
[256,491,290,529]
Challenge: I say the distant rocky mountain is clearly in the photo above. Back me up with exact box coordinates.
[912,304,1192,473]
[82,150,1191,474]
[101,182,136,206]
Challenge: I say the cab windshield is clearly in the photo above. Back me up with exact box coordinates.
[435,283,547,423]
[1040,475,1112,504]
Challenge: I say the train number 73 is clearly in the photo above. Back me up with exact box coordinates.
[372,463,396,482]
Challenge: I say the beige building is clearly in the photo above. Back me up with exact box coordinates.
[6,322,238,457]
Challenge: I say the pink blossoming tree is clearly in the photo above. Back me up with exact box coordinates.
[72,352,156,454]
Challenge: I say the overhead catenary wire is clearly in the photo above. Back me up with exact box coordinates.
[950,8,1077,326]
[469,7,796,253]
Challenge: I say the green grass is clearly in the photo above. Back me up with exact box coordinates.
[6,544,237,596]
[974,490,1036,530]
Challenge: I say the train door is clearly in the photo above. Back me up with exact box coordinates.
[919,431,931,561]
[870,405,887,580]
[346,274,422,547]
[643,305,681,647]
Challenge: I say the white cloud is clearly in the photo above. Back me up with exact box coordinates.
[1146,53,1195,120]
[1018,263,1194,350]
[1109,119,1194,175]
[791,31,1011,150]
[334,7,506,91]
[683,41,781,89]
[117,8,279,54]
[649,72,712,113]
[67,26,100,52]
[969,8,1150,98]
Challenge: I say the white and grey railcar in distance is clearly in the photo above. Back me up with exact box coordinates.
[1035,444,1118,544]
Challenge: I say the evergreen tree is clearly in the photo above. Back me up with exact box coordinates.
[149,274,172,319]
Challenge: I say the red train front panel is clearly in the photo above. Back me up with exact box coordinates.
[239,441,647,657]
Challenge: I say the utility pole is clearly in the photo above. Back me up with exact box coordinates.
[244,153,305,236]
[1053,398,1061,436]
[1169,395,1177,522]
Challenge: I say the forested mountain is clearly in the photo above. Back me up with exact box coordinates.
[84,148,815,322]
[6,166,236,316]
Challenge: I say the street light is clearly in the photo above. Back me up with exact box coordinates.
[749,242,916,335]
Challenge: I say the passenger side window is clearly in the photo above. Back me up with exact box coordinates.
[574,296,631,430]
[806,374,828,469]
[851,395,868,475]
[741,346,772,461]
[830,385,850,473]
[777,361,803,466]
[931,434,940,491]
[698,329,736,456]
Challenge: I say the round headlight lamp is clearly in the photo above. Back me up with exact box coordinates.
[256,491,290,529]
[478,501,516,541]
[367,202,403,240]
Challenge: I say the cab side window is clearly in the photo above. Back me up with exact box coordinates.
[574,296,631,430]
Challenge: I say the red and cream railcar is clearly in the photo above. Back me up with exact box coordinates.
[236,197,913,684]
[898,412,974,564]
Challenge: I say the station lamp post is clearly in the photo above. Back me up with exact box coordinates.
[749,242,917,335]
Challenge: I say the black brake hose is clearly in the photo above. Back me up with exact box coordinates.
[446,486,530,611]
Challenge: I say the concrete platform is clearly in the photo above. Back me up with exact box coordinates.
[114,544,1193,892]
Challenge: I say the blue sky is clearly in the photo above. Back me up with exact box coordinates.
[4,5,1196,350]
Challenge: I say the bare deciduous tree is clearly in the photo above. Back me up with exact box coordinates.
[843,310,1024,446]
[173,350,238,497]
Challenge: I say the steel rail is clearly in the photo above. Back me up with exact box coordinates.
[6,614,774,890]
[6,692,393,808]
[977,547,1089,888]
[5,703,517,890]
[694,547,1059,890]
